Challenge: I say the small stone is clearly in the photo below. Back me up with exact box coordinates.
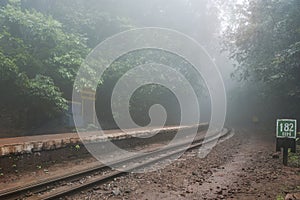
[124,189,131,194]
[112,188,121,196]
[93,186,100,190]
[272,152,280,159]
[293,193,300,199]
[186,186,193,193]
[285,193,300,200]
[217,190,223,195]
[25,192,33,197]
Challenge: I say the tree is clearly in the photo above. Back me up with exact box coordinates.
[1,0,222,131]
[22,0,218,128]
[20,0,134,48]
[223,0,300,119]
[96,50,206,128]
[0,0,88,129]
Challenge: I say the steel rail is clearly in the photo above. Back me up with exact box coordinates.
[0,127,232,200]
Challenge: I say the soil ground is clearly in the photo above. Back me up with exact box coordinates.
[0,127,299,200]
[70,128,300,200]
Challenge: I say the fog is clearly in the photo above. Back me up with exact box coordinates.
[1,0,299,135]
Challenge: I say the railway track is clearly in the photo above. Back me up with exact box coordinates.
[0,127,233,200]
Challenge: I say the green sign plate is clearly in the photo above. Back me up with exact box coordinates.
[276,119,297,139]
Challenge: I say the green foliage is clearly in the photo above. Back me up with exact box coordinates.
[0,1,88,129]
[288,145,300,168]
[0,0,217,131]
[27,75,68,114]
[0,2,89,90]
[276,194,284,200]
[75,144,80,150]
[225,0,300,87]
[0,51,19,81]
[96,49,206,128]
[223,0,300,118]
[21,0,134,48]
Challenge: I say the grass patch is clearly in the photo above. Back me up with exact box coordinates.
[276,194,284,200]
[288,144,300,167]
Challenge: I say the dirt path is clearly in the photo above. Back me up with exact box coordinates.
[71,128,300,200]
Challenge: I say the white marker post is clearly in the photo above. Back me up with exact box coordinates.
[276,119,297,166]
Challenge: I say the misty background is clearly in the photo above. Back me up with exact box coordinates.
[0,0,299,136]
